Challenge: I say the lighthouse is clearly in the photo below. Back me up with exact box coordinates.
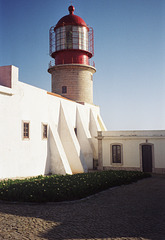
[48,5,96,104]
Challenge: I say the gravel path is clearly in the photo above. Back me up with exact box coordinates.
[0,174,164,240]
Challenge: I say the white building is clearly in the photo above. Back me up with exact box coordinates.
[97,131,165,174]
[0,6,107,179]
[0,65,106,179]
[0,5,164,179]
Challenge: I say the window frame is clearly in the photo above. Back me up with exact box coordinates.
[42,123,48,140]
[110,143,123,166]
[74,127,77,136]
[22,121,30,140]
[62,86,67,94]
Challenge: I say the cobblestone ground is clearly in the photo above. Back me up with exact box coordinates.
[0,174,164,240]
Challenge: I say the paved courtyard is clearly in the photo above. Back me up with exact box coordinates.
[0,174,164,240]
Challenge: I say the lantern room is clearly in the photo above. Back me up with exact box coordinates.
[49,5,94,66]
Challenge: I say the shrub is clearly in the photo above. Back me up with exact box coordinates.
[0,170,150,203]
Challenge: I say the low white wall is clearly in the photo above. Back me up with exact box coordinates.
[99,131,165,173]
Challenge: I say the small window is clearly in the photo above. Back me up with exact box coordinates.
[42,124,48,139]
[74,128,77,136]
[62,86,67,94]
[23,122,30,139]
[112,145,121,163]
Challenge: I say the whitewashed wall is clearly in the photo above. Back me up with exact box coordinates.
[98,131,165,174]
[0,65,104,179]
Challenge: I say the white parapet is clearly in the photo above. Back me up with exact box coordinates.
[0,65,18,89]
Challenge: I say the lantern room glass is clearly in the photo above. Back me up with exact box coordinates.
[55,26,88,52]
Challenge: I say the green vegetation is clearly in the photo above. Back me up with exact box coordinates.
[0,170,151,203]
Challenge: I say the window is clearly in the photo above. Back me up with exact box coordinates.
[42,124,48,139]
[55,26,88,52]
[23,122,30,139]
[66,26,73,49]
[112,145,122,164]
[74,128,77,136]
[62,86,67,94]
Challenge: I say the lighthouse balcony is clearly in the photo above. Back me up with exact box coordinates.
[48,59,95,69]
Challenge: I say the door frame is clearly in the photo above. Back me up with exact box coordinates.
[140,143,154,172]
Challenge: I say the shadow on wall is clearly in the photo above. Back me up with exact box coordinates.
[44,127,51,175]
[0,176,165,239]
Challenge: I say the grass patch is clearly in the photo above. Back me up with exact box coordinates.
[0,170,151,203]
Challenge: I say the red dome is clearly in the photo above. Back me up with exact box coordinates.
[55,6,88,29]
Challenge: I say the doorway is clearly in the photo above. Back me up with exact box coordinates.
[142,145,153,172]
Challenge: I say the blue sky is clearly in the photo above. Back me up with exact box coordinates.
[1,0,165,130]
